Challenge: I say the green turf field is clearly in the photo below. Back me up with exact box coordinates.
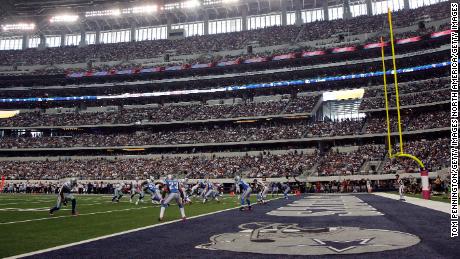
[388,192,451,203]
[0,194,270,258]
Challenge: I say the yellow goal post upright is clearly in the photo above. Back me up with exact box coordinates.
[380,8,430,199]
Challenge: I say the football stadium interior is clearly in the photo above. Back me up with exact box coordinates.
[0,0,456,258]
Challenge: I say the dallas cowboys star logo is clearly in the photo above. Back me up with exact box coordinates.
[312,237,375,253]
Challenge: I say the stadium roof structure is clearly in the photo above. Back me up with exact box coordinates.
[0,0,337,35]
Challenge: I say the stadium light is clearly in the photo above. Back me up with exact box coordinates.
[85,9,121,18]
[181,0,201,9]
[50,15,79,23]
[162,2,180,10]
[203,0,239,5]
[1,23,35,31]
[122,5,158,14]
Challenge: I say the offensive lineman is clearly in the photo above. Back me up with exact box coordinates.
[235,176,252,211]
[159,174,186,221]
[49,178,78,216]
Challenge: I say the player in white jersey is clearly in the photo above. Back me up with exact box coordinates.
[159,174,186,221]
[49,178,78,216]
[396,174,405,201]
[366,179,372,193]
[215,183,224,196]
[190,181,201,197]
[129,179,144,204]
[112,182,125,203]
[271,182,279,197]
[254,178,269,204]
[180,178,192,204]
[202,180,220,203]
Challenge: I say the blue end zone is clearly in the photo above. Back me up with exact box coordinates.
[26,194,457,259]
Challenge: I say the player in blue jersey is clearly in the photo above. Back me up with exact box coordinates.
[159,174,186,221]
[235,176,252,211]
[281,182,291,199]
[49,178,78,216]
[141,178,163,204]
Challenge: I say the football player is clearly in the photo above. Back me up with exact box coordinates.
[112,182,125,203]
[159,174,186,221]
[203,179,220,203]
[129,178,143,204]
[271,182,279,197]
[191,179,207,198]
[281,182,291,199]
[142,178,163,204]
[49,178,78,216]
[235,176,252,211]
[254,178,269,204]
[180,178,192,204]
[396,174,405,201]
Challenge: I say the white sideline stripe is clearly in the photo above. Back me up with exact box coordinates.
[0,200,109,207]
[0,201,57,206]
[6,197,281,259]
[0,206,151,225]
[372,192,450,214]
[0,207,51,212]
[0,201,125,212]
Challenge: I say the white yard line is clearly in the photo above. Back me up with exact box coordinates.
[6,197,282,259]
[0,201,131,212]
[372,192,450,214]
[0,206,152,225]
[0,199,117,206]
[0,201,55,206]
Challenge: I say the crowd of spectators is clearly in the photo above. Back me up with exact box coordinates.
[0,107,449,149]
[0,96,319,127]
[2,181,115,194]
[5,177,450,195]
[0,2,449,66]
[298,2,449,43]
[58,22,443,78]
[364,109,449,134]
[383,138,450,172]
[317,145,386,176]
[1,137,448,180]
[364,116,409,134]
[304,118,364,137]
[0,121,309,148]
[359,88,450,110]
[1,150,317,180]
[362,77,449,99]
